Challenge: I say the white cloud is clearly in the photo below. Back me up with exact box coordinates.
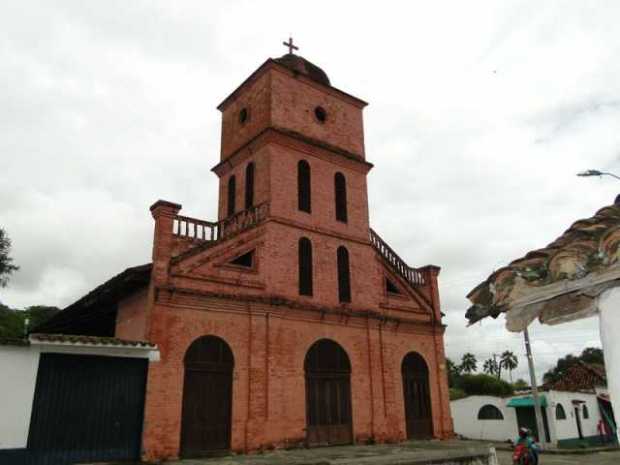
[1,0,616,375]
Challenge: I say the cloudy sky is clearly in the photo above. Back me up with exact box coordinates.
[2,1,619,381]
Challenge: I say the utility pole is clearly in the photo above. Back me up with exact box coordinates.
[524,327,547,449]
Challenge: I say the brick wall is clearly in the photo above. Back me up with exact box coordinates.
[140,294,451,460]
[115,288,148,341]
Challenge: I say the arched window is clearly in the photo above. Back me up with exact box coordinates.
[245,162,255,210]
[334,172,348,223]
[477,405,504,420]
[299,237,313,296]
[556,403,567,420]
[298,160,311,213]
[227,175,236,217]
[337,246,351,303]
[582,404,589,419]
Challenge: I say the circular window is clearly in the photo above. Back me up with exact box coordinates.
[239,107,248,124]
[314,106,327,123]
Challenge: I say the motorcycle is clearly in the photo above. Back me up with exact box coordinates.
[512,443,532,465]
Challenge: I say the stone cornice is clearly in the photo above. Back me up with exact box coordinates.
[212,126,374,177]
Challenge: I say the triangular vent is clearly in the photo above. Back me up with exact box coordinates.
[229,250,254,268]
[385,277,401,295]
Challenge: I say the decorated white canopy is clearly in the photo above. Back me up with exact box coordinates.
[466,199,620,332]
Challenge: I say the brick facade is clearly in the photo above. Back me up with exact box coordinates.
[115,53,453,460]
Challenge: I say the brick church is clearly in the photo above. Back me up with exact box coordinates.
[39,44,453,460]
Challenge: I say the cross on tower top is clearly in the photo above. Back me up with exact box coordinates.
[282,36,299,55]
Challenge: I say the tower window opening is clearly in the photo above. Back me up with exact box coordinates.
[314,106,327,123]
[239,107,248,124]
[337,246,351,303]
[227,175,236,217]
[299,237,313,296]
[245,162,255,209]
[334,172,348,223]
[298,160,311,213]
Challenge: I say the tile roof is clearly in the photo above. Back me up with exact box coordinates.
[466,200,620,330]
[30,333,155,348]
[544,361,607,392]
[33,263,152,335]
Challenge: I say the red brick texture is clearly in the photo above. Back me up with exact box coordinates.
[116,56,453,461]
[139,295,451,460]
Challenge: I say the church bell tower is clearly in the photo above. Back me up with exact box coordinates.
[211,40,378,307]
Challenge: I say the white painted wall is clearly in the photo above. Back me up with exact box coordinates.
[0,344,40,449]
[452,391,605,446]
[599,287,620,442]
[547,390,601,442]
[0,341,156,450]
[451,396,517,442]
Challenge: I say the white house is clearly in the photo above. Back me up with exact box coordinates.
[451,395,517,442]
[451,389,614,448]
[0,334,158,465]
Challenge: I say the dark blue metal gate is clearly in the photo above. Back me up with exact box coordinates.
[26,353,148,465]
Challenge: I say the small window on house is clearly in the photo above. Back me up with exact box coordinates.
[556,403,567,420]
[239,107,248,124]
[386,277,400,294]
[582,404,589,419]
[477,405,504,420]
[334,172,348,223]
[337,246,351,303]
[314,106,327,123]
[298,160,311,213]
[230,250,254,268]
[227,175,236,217]
[299,237,313,296]
[245,162,255,209]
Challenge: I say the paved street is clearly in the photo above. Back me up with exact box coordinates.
[165,439,620,465]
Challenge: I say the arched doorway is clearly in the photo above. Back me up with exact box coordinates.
[304,339,353,446]
[180,336,234,457]
[401,352,433,439]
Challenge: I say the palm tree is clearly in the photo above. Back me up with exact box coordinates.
[500,351,518,383]
[446,358,462,387]
[483,358,498,377]
[460,352,477,374]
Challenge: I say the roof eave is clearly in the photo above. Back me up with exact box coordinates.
[217,58,368,112]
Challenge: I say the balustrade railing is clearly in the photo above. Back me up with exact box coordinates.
[173,202,269,243]
[173,216,218,242]
[369,228,425,286]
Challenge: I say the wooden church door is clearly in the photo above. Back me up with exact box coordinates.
[402,352,433,439]
[180,336,234,457]
[304,339,353,446]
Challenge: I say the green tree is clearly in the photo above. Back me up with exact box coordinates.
[0,304,24,338]
[446,358,462,388]
[460,373,514,397]
[24,306,60,332]
[483,358,499,377]
[580,347,604,365]
[543,347,605,384]
[460,352,478,374]
[500,350,518,382]
[513,378,529,390]
[0,305,59,338]
[0,228,19,287]
[449,388,467,401]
